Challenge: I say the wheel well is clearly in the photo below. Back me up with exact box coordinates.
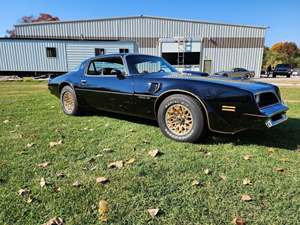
[155,91,208,123]
[59,82,71,93]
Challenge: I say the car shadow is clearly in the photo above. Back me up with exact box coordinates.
[84,110,300,151]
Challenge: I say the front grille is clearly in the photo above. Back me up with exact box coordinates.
[258,92,279,108]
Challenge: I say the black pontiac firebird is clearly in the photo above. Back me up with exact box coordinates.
[48,54,288,142]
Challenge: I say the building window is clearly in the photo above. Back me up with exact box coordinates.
[95,48,105,56]
[46,47,57,58]
[162,52,200,65]
[119,48,129,53]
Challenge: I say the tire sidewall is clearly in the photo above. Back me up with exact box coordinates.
[60,86,79,115]
[157,94,205,142]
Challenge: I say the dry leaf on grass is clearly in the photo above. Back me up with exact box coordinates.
[219,174,227,181]
[42,217,64,225]
[243,155,252,160]
[49,140,63,148]
[37,162,51,168]
[108,160,123,169]
[56,172,65,178]
[267,148,275,155]
[3,119,9,124]
[102,148,113,153]
[128,128,136,132]
[18,188,30,196]
[275,167,285,173]
[96,177,109,185]
[143,139,150,144]
[125,158,135,165]
[191,180,200,186]
[242,178,252,185]
[26,143,34,148]
[98,200,109,222]
[148,149,160,157]
[40,177,47,188]
[147,208,159,218]
[72,181,81,187]
[232,217,246,225]
[204,169,211,175]
[241,194,252,202]
[53,186,61,193]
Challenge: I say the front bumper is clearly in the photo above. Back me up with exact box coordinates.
[244,103,288,129]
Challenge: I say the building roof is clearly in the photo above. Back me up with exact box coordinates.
[14,15,268,29]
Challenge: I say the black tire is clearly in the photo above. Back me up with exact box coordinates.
[157,94,206,142]
[272,73,276,78]
[60,85,80,115]
[287,74,291,78]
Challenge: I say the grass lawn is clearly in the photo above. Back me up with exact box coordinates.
[0,81,300,225]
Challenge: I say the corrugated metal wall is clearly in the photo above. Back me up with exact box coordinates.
[10,16,267,76]
[0,39,67,72]
[0,39,135,72]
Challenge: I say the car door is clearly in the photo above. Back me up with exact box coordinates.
[79,56,134,113]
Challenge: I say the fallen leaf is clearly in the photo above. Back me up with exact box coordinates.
[37,162,51,168]
[26,196,33,203]
[241,194,252,202]
[102,148,113,153]
[205,152,212,156]
[204,168,211,175]
[42,217,64,225]
[143,139,150,144]
[279,157,289,162]
[40,177,47,188]
[53,186,61,193]
[243,178,252,185]
[243,155,252,160]
[128,128,135,132]
[147,208,159,218]
[98,200,109,222]
[219,174,227,180]
[125,158,135,165]
[49,140,63,148]
[232,217,246,225]
[18,188,30,196]
[108,160,123,169]
[72,181,81,187]
[148,149,160,157]
[56,172,65,178]
[267,148,275,155]
[96,177,109,184]
[3,119,9,124]
[26,143,34,148]
[275,167,285,172]
[191,180,200,186]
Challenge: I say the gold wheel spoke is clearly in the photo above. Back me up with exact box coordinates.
[165,103,193,136]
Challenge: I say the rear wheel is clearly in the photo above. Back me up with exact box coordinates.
[60,86,80,115]
[157,94,206,142]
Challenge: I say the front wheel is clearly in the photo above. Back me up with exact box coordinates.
[60,85,80,115]
[157,94,206,142]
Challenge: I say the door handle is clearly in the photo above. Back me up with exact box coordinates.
[81,80,87,85]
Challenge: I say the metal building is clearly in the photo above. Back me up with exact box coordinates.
[0,15,267,77]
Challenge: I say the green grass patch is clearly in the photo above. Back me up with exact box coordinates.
[0,81,300,225]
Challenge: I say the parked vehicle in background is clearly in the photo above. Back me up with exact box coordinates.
[292,68,300,76]
[272,64,293,78]
[182,71,209,77]
[214,68,255,79]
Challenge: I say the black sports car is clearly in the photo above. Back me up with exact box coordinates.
[48,54,288,142]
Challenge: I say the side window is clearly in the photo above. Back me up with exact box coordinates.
[86,57,125,76]
[46,47,57,57]
[95,48,105,56]
[119,48,129,53]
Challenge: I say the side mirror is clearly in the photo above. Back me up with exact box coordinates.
[113,70,126,79]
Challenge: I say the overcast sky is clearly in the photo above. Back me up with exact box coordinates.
[0,0,299,47]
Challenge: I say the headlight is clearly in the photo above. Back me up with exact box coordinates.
[255,94,260,104]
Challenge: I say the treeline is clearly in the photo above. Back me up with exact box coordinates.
[263,42,300,69]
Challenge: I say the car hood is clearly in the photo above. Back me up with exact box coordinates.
[146,72,275,93]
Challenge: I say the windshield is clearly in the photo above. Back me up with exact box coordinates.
[276,64,290,68]
[126,55,177,75]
